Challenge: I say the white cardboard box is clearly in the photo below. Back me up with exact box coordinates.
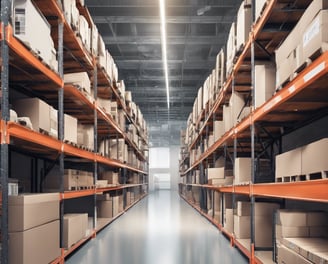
[213,121,225,141]
[207,167,225,180]
[275,148,302,179]
[64,72,91,95]
[13,98,51,133]
[226,22,236,76]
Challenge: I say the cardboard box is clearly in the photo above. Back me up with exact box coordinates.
[215,49,225,91]
[90,23,98,56]
[236,1,252,50]
[301,10,328,65]
[226,22,236,76]
[197,87,203,115]
[275,148,302,179]
[98,33,106,56]
[79,15,90,52]
[276,210,308,227]
[234,215,250,238]
[64,72,91,95]
[97,98,111,114]
[77,124,94,150]
[63,213,88,248]
[101,171,119,185]
[98,200,113,218]
[13,0,57,71]
[255,63,276,108]
[207,167,224,180]
[223,105,232,132]
[9,220,60,264]
[208,178,226,186]
[224,209,234,233]
[110,139,127,162]
[255,214,274,247]
[276,225,310,240]
[235,158,251,184]
[236,201,251,216]
[9,193,59,232]
[214,121,225,141]
[302,138,328,175]
[255,0,267,21]
[64,114,78,144]
[13,98,51,133]
[277,244,312,264]
[307,212,328,227]
[254,202,280,216]
[230,91,247,125]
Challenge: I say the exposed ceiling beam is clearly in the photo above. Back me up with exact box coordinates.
[124,74,205,81]
[94,16,234,24]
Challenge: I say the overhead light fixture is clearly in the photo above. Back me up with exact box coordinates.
[159,0,170,109]
[197,5,211,16]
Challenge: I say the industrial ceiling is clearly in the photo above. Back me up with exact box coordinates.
[86,0,242,147]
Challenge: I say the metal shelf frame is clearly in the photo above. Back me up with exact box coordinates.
[0,1,149,263]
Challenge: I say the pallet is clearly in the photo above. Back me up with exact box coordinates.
[67,185,94,191]
[276,171,327,183]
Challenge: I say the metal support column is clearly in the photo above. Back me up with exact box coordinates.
[57,21,64,249]
[122,167,127,209]
[250,0,256,254]
[0,2,10,262]
[93,63,98,231]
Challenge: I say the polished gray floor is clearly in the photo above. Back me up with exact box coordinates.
[66,190,247,264]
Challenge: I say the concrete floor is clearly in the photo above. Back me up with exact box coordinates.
[66,190,248,264]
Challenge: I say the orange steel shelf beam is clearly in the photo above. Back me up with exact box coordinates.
[63,231,95,258]
[188,0,277,151]
[189,51,328,171]
[5,25,63,87]
[61,189,95,200]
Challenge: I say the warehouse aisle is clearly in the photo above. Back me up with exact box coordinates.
[66,190,247,264]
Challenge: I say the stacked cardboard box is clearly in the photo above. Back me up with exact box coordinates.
[276,210,328,264]
[109,139,128,163]
[97,98,112,115]
[9,193,60,264]
[78,15,91,52]
[215,49,225,95]
[63,213,88,248]
[77,124,94,150]
[236,0,252,51]
[207,167,225,185]
[234,201,280,247]
[226,22,236,76]
[275,1,328,88]
[97,194,113,218]
[64,114,78,144]
[64,72,91,95]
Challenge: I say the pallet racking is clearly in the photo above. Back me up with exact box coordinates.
[0,0,149,263]
[179,1,328,263]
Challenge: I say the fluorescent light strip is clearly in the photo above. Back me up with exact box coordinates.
[159,0,170,109]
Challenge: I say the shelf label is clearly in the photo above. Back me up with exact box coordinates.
[288,85,296,94]
[303,62,325,83]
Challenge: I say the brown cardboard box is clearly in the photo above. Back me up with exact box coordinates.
[235,158,251,184]
[310,226,328,238]
[98,200,113,218]
[230,91,246,125]
[277,244,312,264]
[301,10,328,65]
[234,215,250,239]
[9,220,60,264]
[208,178,226,186]
[226,22,236,76]
[101,171,119,185]
[254,63,276,108]
[13,98,51,133]
[64,114,78,144]
[302,138,328,175]
[77,124,94,150]
[254,202,280,216]
[224,209,234,233]
[63,213,88,248]
[9,193,59,232]
[307,212,328,226]
[277,210,308,227]
[213,121,225,141]
[110,139,127,162]
[236,201,251,216]
[275,148,302,179]
[207,167,225,180]
[255,215,274,247]
[223,105,232,132]
[276,225,310,240]
[236,1,252,50]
